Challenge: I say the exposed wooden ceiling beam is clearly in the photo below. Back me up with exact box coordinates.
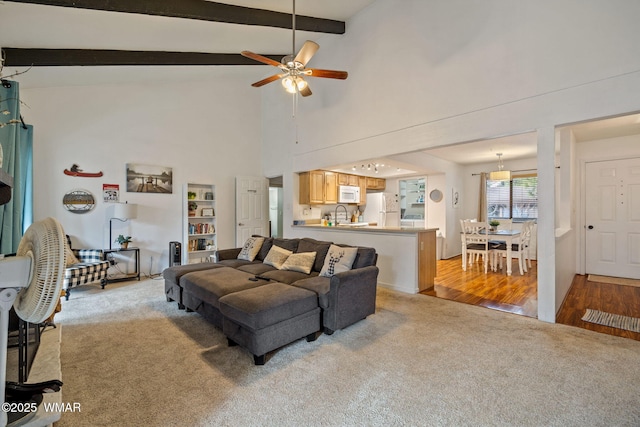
[5,0,345,34]
[2,48,286,66]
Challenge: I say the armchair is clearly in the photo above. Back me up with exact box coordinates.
[63,235,110,300]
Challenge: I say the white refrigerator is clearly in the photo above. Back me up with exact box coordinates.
[363,193,400,227]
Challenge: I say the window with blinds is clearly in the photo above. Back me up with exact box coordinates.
[487,175,538,220]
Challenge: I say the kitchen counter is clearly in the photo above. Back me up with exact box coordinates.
[289,224,438,294]
[292,224,436,234]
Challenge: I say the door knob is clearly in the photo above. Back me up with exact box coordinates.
[238,223,245,226]
[588,225,594,229]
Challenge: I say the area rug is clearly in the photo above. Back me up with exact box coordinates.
[582,308,640,333]
[587,274,640,288]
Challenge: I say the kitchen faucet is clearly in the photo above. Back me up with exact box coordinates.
[335,205,348,225]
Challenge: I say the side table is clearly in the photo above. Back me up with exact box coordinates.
[103,247,140,283]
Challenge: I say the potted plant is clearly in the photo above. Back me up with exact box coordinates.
[187,191,197,200]
[489,219,500,231]
[115,234,132,249]
[188,201,198,217]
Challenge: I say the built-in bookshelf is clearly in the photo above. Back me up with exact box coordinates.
[183,183,216,264]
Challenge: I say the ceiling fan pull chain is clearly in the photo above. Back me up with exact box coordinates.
[294,106,299,143]
[292,90,296,119]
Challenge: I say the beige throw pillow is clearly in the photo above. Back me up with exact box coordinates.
[65,244,80,267]
[237,237,265,261]
[281,252,317,274]
[319,245,358,277]
[263,245,292,269]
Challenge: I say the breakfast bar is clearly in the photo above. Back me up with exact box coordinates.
[289,224,438,294]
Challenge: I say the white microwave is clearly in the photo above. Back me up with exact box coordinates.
[338,185,360,204]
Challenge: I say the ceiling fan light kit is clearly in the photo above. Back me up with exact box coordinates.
[282,75,308,94]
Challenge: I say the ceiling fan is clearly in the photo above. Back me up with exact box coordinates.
[241,0,348,97]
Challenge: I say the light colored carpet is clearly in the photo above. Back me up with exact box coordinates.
[588,274,640,288]
[55,279,640,426]
[582,308,640,333]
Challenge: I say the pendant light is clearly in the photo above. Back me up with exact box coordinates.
[489,153,511,181]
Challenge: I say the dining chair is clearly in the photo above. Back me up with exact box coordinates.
[492,221,533,275]
[461,220,492,273]
[460,220,471,270]
[521,220,535,269]
[460,219,481,268]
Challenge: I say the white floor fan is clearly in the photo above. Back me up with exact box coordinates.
[0,217,65,426]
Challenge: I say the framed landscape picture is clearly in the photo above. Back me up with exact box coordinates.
[126,163,173,193]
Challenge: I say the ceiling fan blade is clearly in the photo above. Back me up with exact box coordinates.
[241,50,282,68]
[299,83,312,97]
[305,68,348,80]
[252,74,286,87]
[294,41,319,66]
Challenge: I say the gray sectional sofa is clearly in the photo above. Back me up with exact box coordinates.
[163,236,379,364]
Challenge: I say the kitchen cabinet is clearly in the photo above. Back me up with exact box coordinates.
[300,171,383,204]
[324,172,338,203]
[418,230,437,292]
[299,171,324,204]
[299,170,337,204]
[366,177,386,191]
[358,176,367,204]
[338,173,359,186]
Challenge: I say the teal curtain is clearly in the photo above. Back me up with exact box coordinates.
[0,80,33,253]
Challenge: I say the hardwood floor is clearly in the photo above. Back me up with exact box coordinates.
[556,274,640,341]
[423,256,640,342]
[423,255,538,318]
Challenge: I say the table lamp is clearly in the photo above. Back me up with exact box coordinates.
[109,202,137,249]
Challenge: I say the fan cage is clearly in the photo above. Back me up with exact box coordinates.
[14,217,66,324]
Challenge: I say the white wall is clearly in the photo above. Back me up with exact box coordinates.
[22,76,263,275]
[261,0,640,322]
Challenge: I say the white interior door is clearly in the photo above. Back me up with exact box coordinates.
[236,176,269,246]
[585,158,640,278]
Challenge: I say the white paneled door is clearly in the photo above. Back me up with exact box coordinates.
[235,176,269,246]
[585,158,640,278]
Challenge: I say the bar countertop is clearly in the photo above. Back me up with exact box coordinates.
[291,224,438,234]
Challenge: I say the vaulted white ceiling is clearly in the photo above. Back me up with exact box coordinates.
[0,1,375,87]
[2,0,638,174]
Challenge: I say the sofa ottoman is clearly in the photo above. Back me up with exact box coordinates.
[181,267,270,327]
[163,262,224,308]
[219,282,321,365]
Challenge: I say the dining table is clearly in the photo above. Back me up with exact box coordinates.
[461,229,521,276]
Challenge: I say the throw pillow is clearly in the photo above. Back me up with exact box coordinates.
[65,244,79,267]
[237,237,265,261]
[281,252,317,274]
[319,245,358,277]
[255,236,273,261]
[297,238,331,272]
[263,245,292,269]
